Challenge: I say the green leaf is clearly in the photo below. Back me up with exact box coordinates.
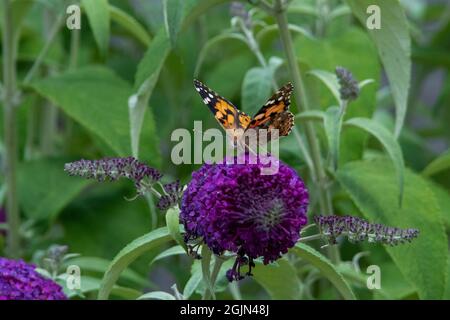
[183,266,203,299]
[372,262,417,299]
[307,69,341,105]
[109,4,151,46]
[10,0,34,37]
[150,245,186,265]
[345,117,404,205]
[137,291,176,300]
[81,0,110,56]
[336,160,448,299]
[17,159,90,220]
[98,227,172,299]
[346,0,411,137]
[64,256,149,287]
[29,66,160,165]
[194,32,247,77]
[293,243,356,300]
[324,106,341,169]
[252,259,301,299]
[422,150,450,177]
[165,207,187,252]
[200,245,215,299]
[288,0,318,16]
[241,67,273,116]
[131,28,170,157]
[61,275,141,299]
[110,286,142,299]
[426,180,450,230]
[295,109,325,122]
[163,0,185,47]
[295,27,380,164]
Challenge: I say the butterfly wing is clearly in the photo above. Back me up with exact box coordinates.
[193,79,250,131]
[247,82,294,139]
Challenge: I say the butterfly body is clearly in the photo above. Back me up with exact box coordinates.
[193,79,294,147]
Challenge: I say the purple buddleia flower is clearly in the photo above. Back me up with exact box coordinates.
[335,66,359,101]
[314,215,419,246]
[64,157,162,195]
[0,258,67,300]
[157,180,183,211]
[180,154,309,281]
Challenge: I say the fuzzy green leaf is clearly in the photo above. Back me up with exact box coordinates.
[29,66,160,165]
[109,4,151,46]
[336,160,448,299]
[422,150,450,177]
[345,117,404,205]
[18,159,90,220]
[242,67,273,116]
[98,227,172,299]
[346,0,411,137]
[293,243,356,300]
[81,0,110,56]
[252,259,302,299]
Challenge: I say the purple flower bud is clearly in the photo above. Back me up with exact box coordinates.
[64,157,162,195]
[0,258,66,300]
[230,2,252,28]
[314,215,419,246]
[156,180,183,211]
[180,154,309,281]
[335,66,359,101]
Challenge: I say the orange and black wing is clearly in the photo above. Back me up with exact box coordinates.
[193,79,250,130]
[247,82,294,138]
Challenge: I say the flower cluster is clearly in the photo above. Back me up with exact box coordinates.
[180,154,309,281]
[64,157,162,195]
[314,215,419,246]
[335,66,359,101]
[0,258,67,300]
[157,180,183,211]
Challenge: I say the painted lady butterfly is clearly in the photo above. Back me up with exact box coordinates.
[193,79,294,146]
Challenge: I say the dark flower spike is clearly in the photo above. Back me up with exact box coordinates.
[335,66,360,101]
[0,258,67,300]
[314,215,419,246]
[181,153,309,282]
[64,157,162,195]
[156,180,184,211]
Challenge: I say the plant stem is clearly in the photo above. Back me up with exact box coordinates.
[203,254,224,300]
[145,193,158,229]
[24,104,38,160]
[69,29,80,70]
[22,13,64,85]
[228,281,242,300]
[273,0,339,263]
[299,234,323,242]
[2,0,20,257]
[238,19,279,90]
